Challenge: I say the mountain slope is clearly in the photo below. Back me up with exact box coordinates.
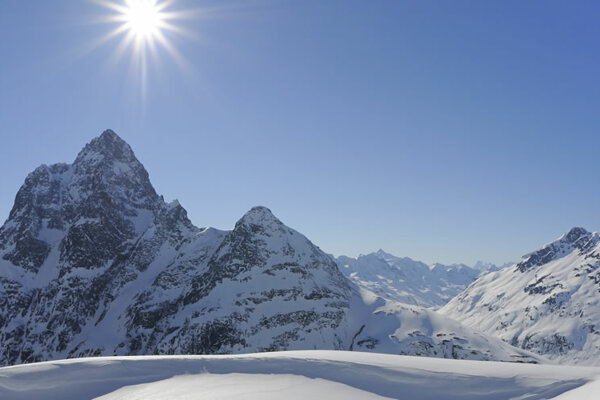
[336,250,480,308]
[120,205,354,356]
[0,130,537,366]
[440,227,600,365]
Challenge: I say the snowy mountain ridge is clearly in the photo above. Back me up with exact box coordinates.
[0,130,536,366]
[440,226,600,365]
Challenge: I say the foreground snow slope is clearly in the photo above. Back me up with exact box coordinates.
[0,351,597,400]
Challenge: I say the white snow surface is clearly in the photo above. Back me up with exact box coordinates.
[0,351,597,400]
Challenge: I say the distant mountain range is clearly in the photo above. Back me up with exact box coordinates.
[0,130,535,366]
[336,250,510,308]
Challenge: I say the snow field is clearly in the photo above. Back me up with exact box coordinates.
[0,351,598,400]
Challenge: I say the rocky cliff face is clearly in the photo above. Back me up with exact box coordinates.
[0,130,199,364]
[440,227,600,365]
[0,130,537,366]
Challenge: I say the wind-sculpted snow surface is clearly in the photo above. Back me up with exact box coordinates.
[440,227,600,365]
[337,250,480,308]
[0,130,536,366]
[0,351,596,400]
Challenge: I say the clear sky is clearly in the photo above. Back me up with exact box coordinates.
[1,0,599,265]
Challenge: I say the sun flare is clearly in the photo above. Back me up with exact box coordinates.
[97,0,190,55]
[94,0,194,97]
[123,0,164,40]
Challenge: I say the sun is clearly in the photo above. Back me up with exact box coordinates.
[111,0,170,45]
[97,0,184,51]
[123,0,164,40]
[94,0,194,97]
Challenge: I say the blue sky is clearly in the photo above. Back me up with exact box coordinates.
[1,0,599,265]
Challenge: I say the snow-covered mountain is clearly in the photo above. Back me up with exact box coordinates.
[0,130,537,366]
[440,227,600,365]
[336,250,480,308]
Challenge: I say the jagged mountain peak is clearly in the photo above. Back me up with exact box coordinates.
[241,205,275,218]
[0,130,167,274]
[71,129,153,192]
[74,129,135,165]
[100,128,119,139]
[234,206,283,231]
[68,130,158,207]
[561,226,590,243]
[14,130,148,208]
[516,227,597,273]
[374,249,403,258]
[372,249,409,263]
